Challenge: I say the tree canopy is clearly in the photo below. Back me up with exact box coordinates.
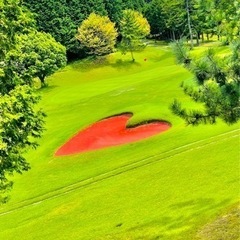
[24,0,107,57]
[7,32,67,87]
[76,13,118,56]
[119,9,150,61]
[171,39,240,125]
[0,0,45,203]
[21,0,240,58]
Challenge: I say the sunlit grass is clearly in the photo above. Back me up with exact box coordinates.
[0,43,239,240]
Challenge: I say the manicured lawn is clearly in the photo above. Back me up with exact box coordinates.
[0,43,239,240]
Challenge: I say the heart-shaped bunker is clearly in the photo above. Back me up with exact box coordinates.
[55,113,171,156]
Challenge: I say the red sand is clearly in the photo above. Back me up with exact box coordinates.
[55,114,171,156]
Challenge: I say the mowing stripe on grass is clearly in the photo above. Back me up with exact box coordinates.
[0,129,239,217]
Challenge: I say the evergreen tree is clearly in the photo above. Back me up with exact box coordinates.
[144,0,166,37]
[103,0,123,23]
[120,9,150,61]
[171,40,240,125]
[24,0,107,57]
[76,13,117,56]
[6,32,67,87]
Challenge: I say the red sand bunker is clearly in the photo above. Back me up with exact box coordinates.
[55,114,171,156]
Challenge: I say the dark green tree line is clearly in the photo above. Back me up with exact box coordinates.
[23,0,149,58]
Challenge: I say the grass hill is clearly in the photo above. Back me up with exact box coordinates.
[0,42,239,240]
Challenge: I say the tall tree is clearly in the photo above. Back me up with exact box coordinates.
[24,0,107,57]
[0,0,45,203]
[160,0,186,40]
[103,0,123,24]
[119,9,150,61]
[214,0,240,43]
[144,0,166,37]
[122,0,146,11]
[7,32,67,87]
[185,0,194,48]
[76,13,118,56]
[171,40,240,125]
[190,0,215,44]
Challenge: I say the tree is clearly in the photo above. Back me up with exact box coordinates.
[170,38,191,65]
[189,0,214,44]
[122,0,146,11]
[103,0,123,24]
[144,0,166,37]
[119,9,150,61]
[213,0,240,43]
[0,0,45,203]
[24,0,107,57]
[171,40,240,125]
[185,0,194,49]
[6,32,67,87]
[160,0,186,40]
[76,13,118,56]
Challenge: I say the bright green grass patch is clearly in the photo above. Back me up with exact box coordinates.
[0,131,239,240]
[0,44,239,240]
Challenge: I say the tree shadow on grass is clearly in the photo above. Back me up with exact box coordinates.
[37,85,59,94]
[150,51,173,63]
[111,59,141,70]
[69,56,141,72]
[114,198,231,240]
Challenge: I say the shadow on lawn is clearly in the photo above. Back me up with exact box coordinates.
[38,85,59,94]
[118,198,231,240]
[69,56,141,72]
[151,51,173,63]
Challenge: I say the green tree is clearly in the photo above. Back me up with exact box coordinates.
[76,13,118,56]
[119,9,150,61]
[122,0,146,11]
[6,32,67,87]
[24,0,107,57]
[144,0,166,37]
[103,0,123,23]
[171,40,240,125]
[160,0,185,40]
[170,38,191,65]
[0,0,45,203]
[212,0,240,43]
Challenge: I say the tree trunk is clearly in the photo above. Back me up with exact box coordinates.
[186,0,194,49]
[128,40,135,62]
[172,30,176,40]
[130,49,135,62]
[196,32,200,46]
[39,75,46,87]
[201,33,204,43]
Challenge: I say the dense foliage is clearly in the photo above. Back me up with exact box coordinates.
[7,32,67,87]
[171,40,240,125]
[145,0,239,44]
[119,9,150,61]
[23,0,239,58]
[0,0,45,203]
[76,13,117,56]
[23,0,148,58]
[24,0,107,57]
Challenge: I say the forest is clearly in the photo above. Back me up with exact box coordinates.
[23,0,240,58]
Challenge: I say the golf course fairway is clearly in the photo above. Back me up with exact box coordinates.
[0,43,239,240]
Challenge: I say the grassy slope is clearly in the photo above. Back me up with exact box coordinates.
[0,44,239,240]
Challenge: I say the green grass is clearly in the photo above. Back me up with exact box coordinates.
[0,43,239,240]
